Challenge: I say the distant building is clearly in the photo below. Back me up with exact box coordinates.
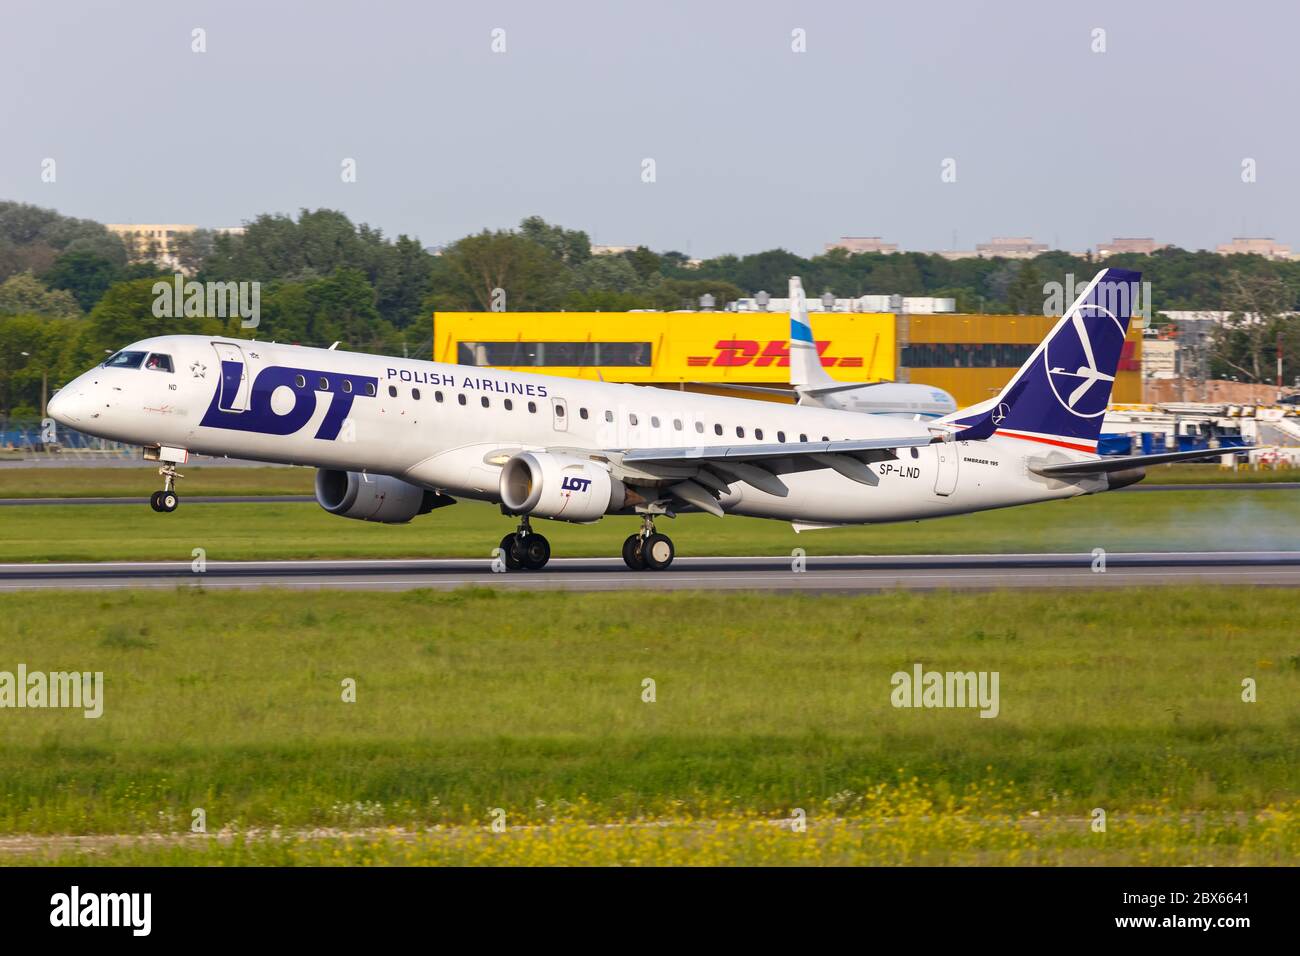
[1142,339,1178,380]
[1098,237,1167,256]
[973,237,1048,259]
[824,236,899,255]
[1215,237,1292,260]
[107,223,244,273]
[590,244,637,256]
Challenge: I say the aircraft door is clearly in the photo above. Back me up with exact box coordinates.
[551,397,568,432]
[211,341,252,412]
[933,441,959,496]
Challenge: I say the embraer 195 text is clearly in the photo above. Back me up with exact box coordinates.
[48,269,1238,571]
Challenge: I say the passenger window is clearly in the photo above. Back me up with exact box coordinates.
[755,428,763,440]
[389,385,398,397]
[736,426,744,438]
[411,388,420,400]
[714,424,723,435]
[457,394,467,405]
[342,380,353,394]
[673,419,682,431]
[604,410,614,422]
[777,431,785,442]
[145,353,173,372]
[481,396,490,408]
[822,436,829,442]
[799,434,808,443]
[435,391,444,403]
[579,407,588,420]
[318,377,330,390]
[629,413,638,426]
[528,401,537,413]
[504,398,513,410]
[365,383,376,397]
[910,447,919,458]
[295,375,306,388]
[651,416,660,428]
[556,404,565,418]
[695,421,704,433]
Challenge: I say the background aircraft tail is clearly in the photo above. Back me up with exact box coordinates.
[942,268,1142,452]
[788,277,835,388]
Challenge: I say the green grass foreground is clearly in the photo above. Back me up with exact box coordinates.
[0,587,1297,864]
[3,488,1299,562]
[1,462,1297,500]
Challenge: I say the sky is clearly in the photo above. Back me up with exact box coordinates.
[0,0,1293,258]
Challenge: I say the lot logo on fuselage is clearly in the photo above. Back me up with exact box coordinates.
[200,363,376,439]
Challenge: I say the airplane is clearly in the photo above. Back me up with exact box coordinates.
[694,277,959,420]
[47,267,1246,572]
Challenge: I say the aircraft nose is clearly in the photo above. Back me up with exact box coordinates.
[46,387,84,425]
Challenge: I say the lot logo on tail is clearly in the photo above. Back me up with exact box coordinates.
[1045,305,1126,418]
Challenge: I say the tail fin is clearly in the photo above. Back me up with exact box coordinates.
[944,268,1141,452]
[788,276,834,387]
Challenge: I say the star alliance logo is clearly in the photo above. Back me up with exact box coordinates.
[190,362,206,379]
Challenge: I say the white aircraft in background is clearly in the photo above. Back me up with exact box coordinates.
[700,277,958,420]
[49,268,1239,572]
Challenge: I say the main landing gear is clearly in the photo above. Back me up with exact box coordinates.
[622,516,675,571]
[149,463,182,513]
[499,515,551,571]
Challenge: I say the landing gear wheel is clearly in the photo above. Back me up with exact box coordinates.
[499,533,523,571]
[158,491,178,513]
[642,532,674,570]
[518,533,551,570]
[149,491,163,512]
[622,534,646,570]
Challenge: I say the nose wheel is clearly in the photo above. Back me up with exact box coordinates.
[622,518,674,571]
[499,516,550,570]
[150,463,182,513]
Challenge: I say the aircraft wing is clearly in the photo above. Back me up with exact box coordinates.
[796,380,889,395]
[685,382,798,400]
[599,435,938,510]
[622,434,933,465]
[1030,446,1256,477]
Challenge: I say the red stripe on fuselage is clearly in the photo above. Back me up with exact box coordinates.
[995,430,1096,452]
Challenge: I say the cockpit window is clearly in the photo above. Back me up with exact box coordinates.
[103,350,147,369]
[145,353,174,372]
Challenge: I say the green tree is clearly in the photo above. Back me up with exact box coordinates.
[0,272,81,318]
[40,251,120,311]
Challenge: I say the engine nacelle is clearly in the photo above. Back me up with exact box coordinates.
[315,469,447,523]
[499,452,625,523]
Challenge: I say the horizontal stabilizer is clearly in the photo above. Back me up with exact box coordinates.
[1031,446,1255,477]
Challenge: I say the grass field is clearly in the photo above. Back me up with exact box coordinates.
[2,488,1298,563]
[2,462,1298,500]
[0,587,1297,864]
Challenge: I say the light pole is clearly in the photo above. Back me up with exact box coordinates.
[18,351,48,419]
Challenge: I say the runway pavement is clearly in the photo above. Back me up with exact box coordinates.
[2,552,1298,593]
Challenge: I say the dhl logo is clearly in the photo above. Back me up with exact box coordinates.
[687,340,863,369]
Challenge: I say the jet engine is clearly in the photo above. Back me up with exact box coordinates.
[315,469,451,523]
[498,452,626,523]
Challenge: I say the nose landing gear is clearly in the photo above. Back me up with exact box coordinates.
[622,516,675,571]
[149,463,182,513]
[499,515,550,570]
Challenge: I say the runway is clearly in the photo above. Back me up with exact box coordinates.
[2,551,1298,593]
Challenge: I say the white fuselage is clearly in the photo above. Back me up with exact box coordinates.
[50,336,1100,526]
